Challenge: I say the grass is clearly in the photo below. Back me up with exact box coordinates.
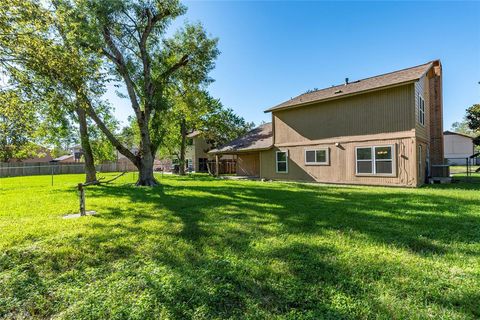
[0,173,479,319]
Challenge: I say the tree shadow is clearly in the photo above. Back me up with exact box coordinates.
[3,176,479,318]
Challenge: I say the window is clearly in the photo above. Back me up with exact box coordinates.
[356,145,394,175]
[276,151,288,173]
[418,95,425,126]
[305,148,329,165]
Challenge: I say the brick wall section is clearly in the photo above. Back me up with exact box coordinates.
[428,63,445,171]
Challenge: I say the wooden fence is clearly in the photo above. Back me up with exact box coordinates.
[0,161,137,178]
[207,159,237,175]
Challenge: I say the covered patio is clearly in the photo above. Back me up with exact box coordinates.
[208,123,273,178]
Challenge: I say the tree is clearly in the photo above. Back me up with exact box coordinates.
[451,119,474,136]
[202,103,255,150]
[0,90,38,162]
[0,0,106,183]
[167,88,213,175]
[72,0,219,185]
[466,104,480,146]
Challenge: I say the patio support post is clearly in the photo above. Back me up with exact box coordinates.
[215,154,219,177]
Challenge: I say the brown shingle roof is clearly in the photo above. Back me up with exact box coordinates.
[208,123,273,154]
[265,60,437,112]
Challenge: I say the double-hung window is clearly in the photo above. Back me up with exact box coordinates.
[418,95,425,126]
[356,145,394,175]
[305,148,329,165]
[276,151,288,173]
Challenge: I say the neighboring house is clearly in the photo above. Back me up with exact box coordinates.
[185,131,211,172]
[71,145,84,162]
[210,60,445,187]
[52,154,76,163]
[184,131,233,173]
[443,131,476,165]
[16,146,54,163]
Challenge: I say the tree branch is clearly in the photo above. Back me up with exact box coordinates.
[82,95,139,166]
[161,54,190,79]
[101,26,142,119]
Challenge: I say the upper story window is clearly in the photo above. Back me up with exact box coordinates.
[305,148,329,165]
[276,151,288,173]
[418,95,425,126]
[356,145,394,175]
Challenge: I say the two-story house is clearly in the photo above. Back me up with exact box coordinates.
[209,60,444,187]
[184,131,235,173]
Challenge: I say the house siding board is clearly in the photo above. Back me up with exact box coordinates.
[414,75,430,142]
[273,84,415,145]
[236,153,260,176]
[260,136,417,187]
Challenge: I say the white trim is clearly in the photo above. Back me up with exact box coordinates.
[418,95,425,126]
[304,148,329,165]
[355,144,396,177]
[275,150,288,173]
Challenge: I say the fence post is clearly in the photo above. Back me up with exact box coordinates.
[51,165,54,186]
[78,183,86,216]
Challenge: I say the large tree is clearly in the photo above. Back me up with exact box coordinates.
[0,0,106,183]
[72,0,219,185]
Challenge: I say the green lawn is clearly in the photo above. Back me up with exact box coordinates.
[0,173,479,319]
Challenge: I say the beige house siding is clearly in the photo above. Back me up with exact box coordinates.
[186,136,213,172]
[415,139,427,186]
[260,134,417,187]
[414,74,430,141]
[273,84,416,145]
[236,153,260,176]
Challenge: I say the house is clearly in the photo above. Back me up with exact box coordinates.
[15,146,53,163]
[209,60,445,187]
[443,131,476,165]
[184,131,211,172]
[183,131,234,173]
[52,154,76,163]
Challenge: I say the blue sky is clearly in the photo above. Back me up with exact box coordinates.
[107,1,480,129]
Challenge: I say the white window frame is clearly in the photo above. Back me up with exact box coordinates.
[355,145,396,176]
[418,95,425,126]
[304,148,329,165]
[275,150,288,173]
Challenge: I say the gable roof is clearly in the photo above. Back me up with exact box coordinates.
[53,154,74,161]
[187,130,202,138]
[265,60,438,113]
[208,123,273,154]
[443,130,474,139]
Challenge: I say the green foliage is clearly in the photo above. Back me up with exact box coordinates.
[465,104,480,146]
[75,0,219,153]
[450,120,474,136]
[0,90,38,162]
[202,104,255,149]
[1,173,480,318]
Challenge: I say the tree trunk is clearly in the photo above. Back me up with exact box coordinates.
[136,150,158,186]
[135,116,158,186]
[179,118,187,176]
[76,106,97,183]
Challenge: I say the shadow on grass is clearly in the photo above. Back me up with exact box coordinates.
[2,176,480,318]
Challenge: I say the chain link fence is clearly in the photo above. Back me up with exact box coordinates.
[0,161,137,178]
[447,157,480,183]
